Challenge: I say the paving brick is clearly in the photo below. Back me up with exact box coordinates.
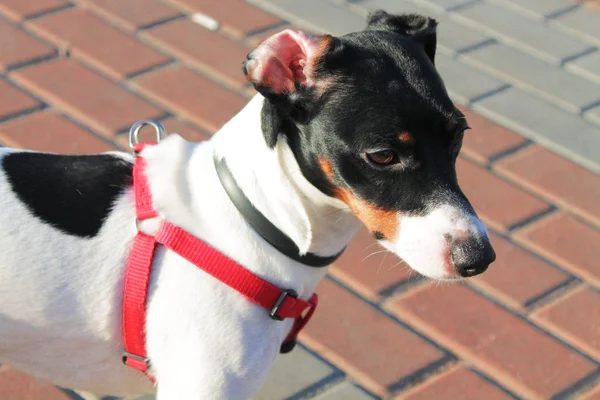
[554,6,600,46]
[313,381,377,399]
[0,0,67,22]
[495,145,600,228]
[253,347,336,399]
[586,105,600,127]
[132,65,246,133]
[165,0,281,37]
[472,87,600,174]
[470,232,571,309]
[456,157,550,232]
[582,0,600,12]
[462,42,600,113]
[79,0,181,32]
[390,283,598,399]
[249,0,366,36]
[435,54,506,106]
[11,59,163,137]
[301,278,447,397]
[533,287,600,359]
[0,367,73,400]
[0,20,56,72]
[453,1,593,64]
[0,78,42,120]
[115,116,211,150]
[566,50,600,84]
[399,366,514,400]
[329,228,414,302]
[352,0,492,55]
[405,0,480,12]
[515,212,600,287]
[28,8,170,80]
[490,0,577,19]
[0,110,115,153]
[457,106,527,165]
[142,18,250,89]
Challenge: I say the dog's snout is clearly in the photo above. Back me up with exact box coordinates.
[451,236,496,278]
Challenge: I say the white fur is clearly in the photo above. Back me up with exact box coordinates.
[0,95,360,399]
[0,94,488,399]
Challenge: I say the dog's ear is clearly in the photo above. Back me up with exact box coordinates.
[243,29,341,147]
[366,10,438,64]
[243,30,337,96]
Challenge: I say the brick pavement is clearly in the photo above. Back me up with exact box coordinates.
[0,0,598,399]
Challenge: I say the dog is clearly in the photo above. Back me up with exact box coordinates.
[0,10,495,400]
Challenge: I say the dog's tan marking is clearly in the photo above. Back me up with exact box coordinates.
[398,131,414,144]
[318,158,399,240]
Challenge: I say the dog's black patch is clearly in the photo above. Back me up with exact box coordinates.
[3,152,133,238]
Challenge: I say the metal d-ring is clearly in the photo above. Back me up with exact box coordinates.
[128,119,167,150]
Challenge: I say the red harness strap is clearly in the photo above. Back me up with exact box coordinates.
[122,144,318,379]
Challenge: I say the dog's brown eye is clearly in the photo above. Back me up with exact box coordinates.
[366,150,396,166]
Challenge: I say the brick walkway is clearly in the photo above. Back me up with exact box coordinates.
[0,0,599,399]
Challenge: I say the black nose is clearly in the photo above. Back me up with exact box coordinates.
[451,236,496,277]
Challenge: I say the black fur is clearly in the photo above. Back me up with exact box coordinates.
[250,10,472,221]
[3,153,133,238]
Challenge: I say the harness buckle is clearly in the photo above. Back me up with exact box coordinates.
[128,120,167,155]
[269,289,298,321]
[122,351,151,367]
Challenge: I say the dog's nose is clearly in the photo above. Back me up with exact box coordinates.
[451,236,496,277]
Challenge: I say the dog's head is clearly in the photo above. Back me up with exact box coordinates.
[242,10,495,280]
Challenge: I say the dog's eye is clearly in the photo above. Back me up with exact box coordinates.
[365,150,397,166]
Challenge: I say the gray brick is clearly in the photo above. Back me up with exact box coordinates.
[405,0,478,12]
[462,43,600,113]
[566,51,600,84]
[452,1,594,64]
[435,53,507,105]
[253,347,336,399]
[248,0,366,35]
[312,382,377,399]
[353,0,491,55]
[585,105,600,127]
[472,87,600,174]
[489,0,577,19]
[553,6,600,46]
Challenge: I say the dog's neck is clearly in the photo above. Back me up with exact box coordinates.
[213,95,360,258]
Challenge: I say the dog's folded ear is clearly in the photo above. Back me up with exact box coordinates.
[366,10,438,64]
[243,30,336,98]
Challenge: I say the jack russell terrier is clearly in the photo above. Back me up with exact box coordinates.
[0,10,495,400]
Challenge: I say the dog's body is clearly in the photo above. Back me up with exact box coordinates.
[0,11,496,399]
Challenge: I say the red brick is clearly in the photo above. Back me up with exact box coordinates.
[132,65,246,133]
[0,20,55,72]
[164,0,281,37]
[399,366,513,400]
[0,110,115,154]
[0,78,41,120]
[329,228,414,301]
[0,0,67,22]
[469,232,571,309]
[456,158,550,232]
[390,284,598,399]
[12,59,163,136]
[533,287,600,359]
[515,212,600,287]
[115,116,210,149]
[582,0,600,12]
[142,19,250,89]
[27,8,170,79]
[495,145,600,228]
[0,367,71,400]
[457,106,527,165]
[80,0,180,32]
[301,278,447,397]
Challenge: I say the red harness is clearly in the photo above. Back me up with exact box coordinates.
[121,143,318,379]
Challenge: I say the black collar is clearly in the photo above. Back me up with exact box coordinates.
[214,155,345,268]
